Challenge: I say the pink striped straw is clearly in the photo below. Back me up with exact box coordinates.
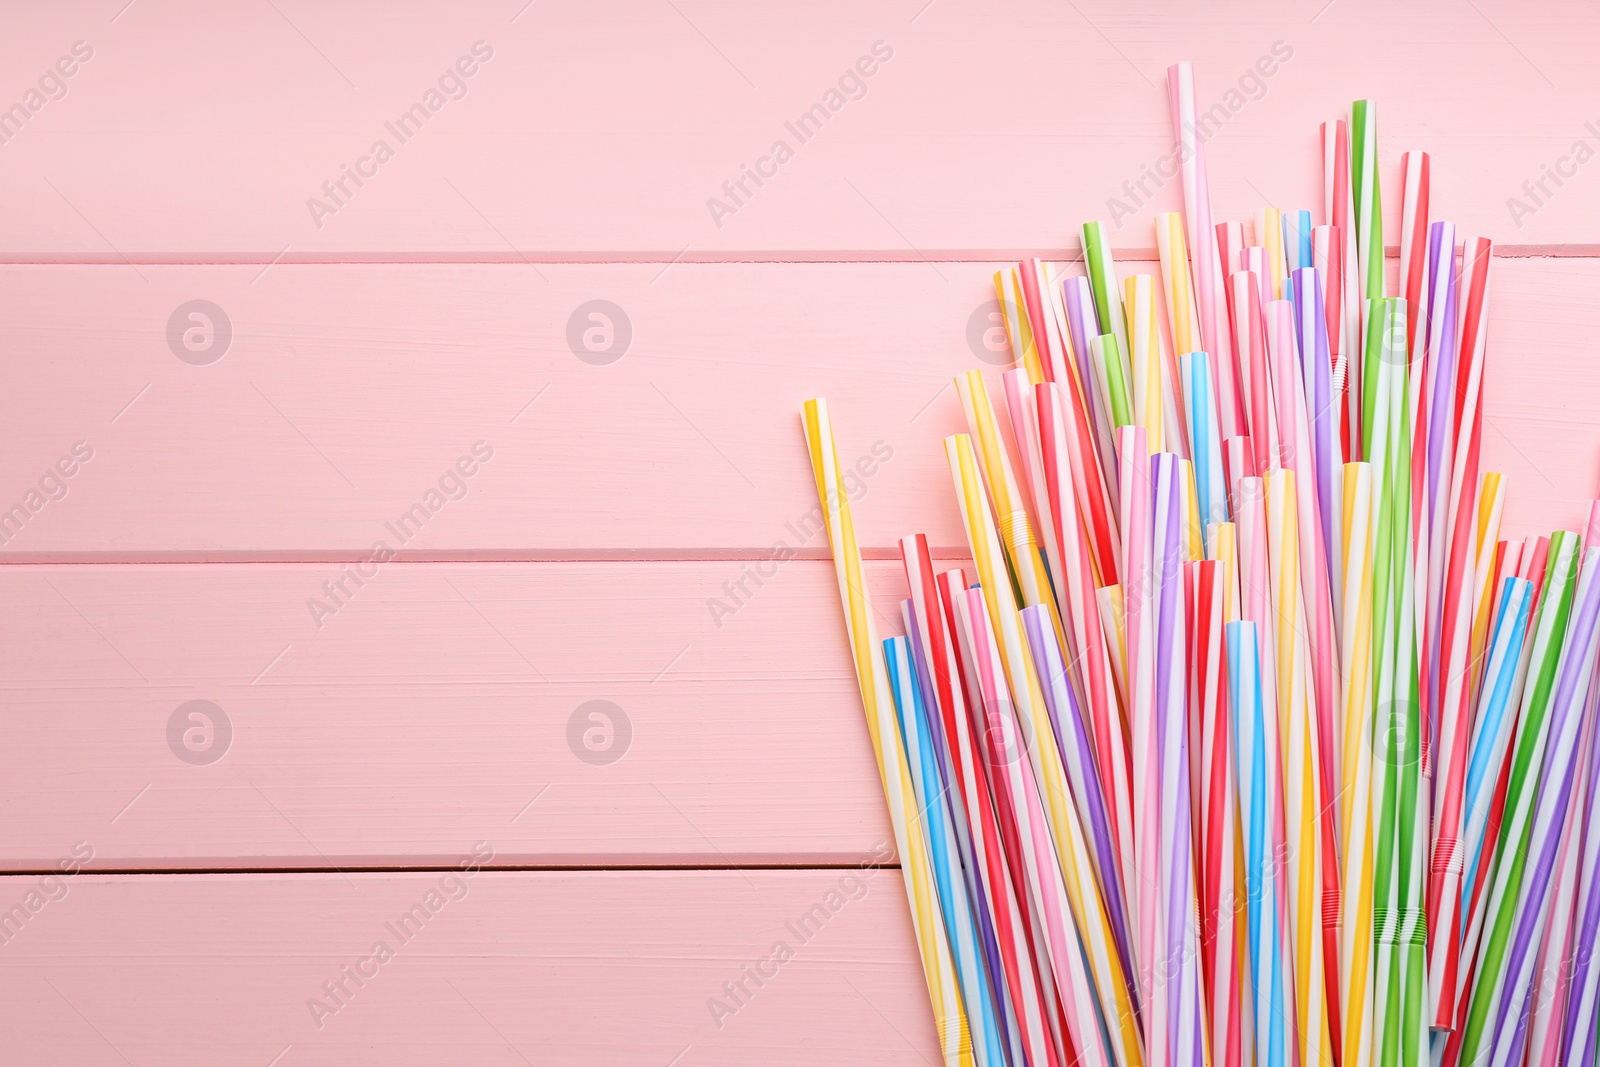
[1266,299,1343,1040]
[1036,383,1138,926]
[1166,61,1240,440]
[1231,272,1281,475]
[909,547,1063,1067]
[1120,424,1164,1042]
[1152,453,1208,1067]
[1321,119,1363,459]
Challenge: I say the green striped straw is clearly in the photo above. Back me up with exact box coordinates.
[1082,221,1131,389]
[1095,333,1134,430]
[1366,297,1427,1067]
[1351,100,1385,302]
[1457,529,1583,1065]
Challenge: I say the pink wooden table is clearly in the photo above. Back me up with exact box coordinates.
[4,1,1598,1062]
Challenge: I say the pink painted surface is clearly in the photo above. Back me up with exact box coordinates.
[0,260,1596,561]
[4,2,1599,1061]
[0,1,1594,258]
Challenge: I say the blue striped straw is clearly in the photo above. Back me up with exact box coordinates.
[1228,619,1292,1067]
[885,636,1008,1067]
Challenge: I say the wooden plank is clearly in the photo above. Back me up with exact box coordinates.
[0,560,933,869]
[1,257,1597,559]
[0,869,940,1064]
[0,0,1593,258]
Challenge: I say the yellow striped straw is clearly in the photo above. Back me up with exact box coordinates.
[1264,469,1336,1067]
[995,267,1046,385]
[1258,206,1286,300]
[954,370,1056,616]
[948,433,1145,1067]
[1465,472,1505,708]
[1206,522,1241,623]
[1123,275,1165,451]
[802,399,975,1067]
[1156,212,1200,358]
[1182,459,1203,561]
[1338,461,1378,1067]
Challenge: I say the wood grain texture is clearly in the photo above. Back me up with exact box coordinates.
[0,870,939,1065]
[0,560,932,869]
[1,258,1596,561]
[0,0,1593,258]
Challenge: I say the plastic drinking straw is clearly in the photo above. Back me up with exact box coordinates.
[1421,222,1461,707]
[948,434,1144,1067]
[906,539,1066,1067]
[1221,436,1254,520]
[1125,275,1168,453]
[1150,454,1210,1067]
[800,399,975,1066]
[1209,521,1242,622]
[1399,152,1431,361]
[1021,258,1071,386]
[1118,426,1163,1029]
[1525,660,1599,1067]
[1036,383,1138,904]
[1043,319,1123,587]
[1362,297,1428,1067]
[1167,62,1241,439]
[1084,221,1132,384]
[1561,607,1600,1066]
[956,582,1102,1066]
[1264,469,1338,1067]
[1350,101,1384,308]
[1468,547,1600,1067]
[1003,368,1046,522]
[896,614,1030,1067]
[1455,536,1584,1061]
[1192,558,1247,1067]
[1449,576,1535,1006]
[886,635,1011,1067]
[1183,460,1204,561]
[1231,271,1282,475]
[1291,267,1344,631]
[1311,224,1353,463]
[1427,472,1500,1027]
[1338,461,1378,1067]
[902,601,1024,1067]
[996,266,1043,384]
[1454,536,1579,1037]
[1183,352,1229,525]
[1258,208,1287,300]
[1157,213,1201,360]
[944,572,1075,1065]
[1228,619,1298,1067]
[1064,274,1121,502]
[1265,297,1342,905]
[1285,210,1313,274]
[1321,119,1364,454]
[1022,605,1135,979]
[1099,334,1136,431]
[955,370,1056,619]
[1242,248,1273,310]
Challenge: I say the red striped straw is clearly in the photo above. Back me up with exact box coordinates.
[1191,558,1247,1067]
[1020,258,1070,386]
[955,581,1110,1065]
[945,572,1076,1063]
[1399,153,1431,361]
[906,543,1064,1067]
[1036,383,1138,921]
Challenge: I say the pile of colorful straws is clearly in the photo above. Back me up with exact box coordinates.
[801,61,1600,1067]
